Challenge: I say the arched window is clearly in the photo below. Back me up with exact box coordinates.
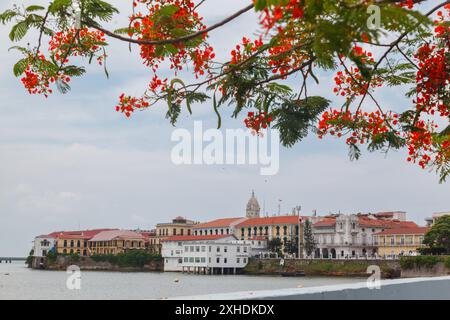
[265,226,269,235]
[259,227,263,235]
[253,227,257,236]
[283,226,287,236]
[276,226,280,236]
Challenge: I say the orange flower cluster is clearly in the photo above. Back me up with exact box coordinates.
[49,27,106,65]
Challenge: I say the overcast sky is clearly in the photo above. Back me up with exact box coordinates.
[0,1,448,256]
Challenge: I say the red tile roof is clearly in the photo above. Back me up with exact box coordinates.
[313,218,336,227]
[358,217,418,228]
[52,229,116,240]
[236,215,304,228]
[195,217,245,229]
[89,230,144,242]
[375,227,429,236]
[162,234,236,242]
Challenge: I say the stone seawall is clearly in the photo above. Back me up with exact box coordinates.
[32,256,163,272]
[401,262,450,278]
[244,258,401,278]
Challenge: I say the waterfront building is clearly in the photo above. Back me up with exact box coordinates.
[161,234,250,274]
[139,229,158,253]
[152,216,198,254]
[312,213,418,259]
[373,227,430,257]
[55,229,115,256]
[33,232,59,257]
[88,230,146,255]
[193,217,247,237]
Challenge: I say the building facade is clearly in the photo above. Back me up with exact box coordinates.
[161,235,251,274]
[374,227,429,257]
[55,229,114,256]
[312,213,419,259]
[152,217,198,254]
[88,230,146,255]
[33,233,58,257]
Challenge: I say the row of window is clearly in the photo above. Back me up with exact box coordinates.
[174,245,248,254]
[159,228,191,236]
[62,240,143,248]
[178,257,247,264]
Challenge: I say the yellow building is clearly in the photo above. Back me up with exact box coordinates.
[88,230,145,255]
[373,227,429,257]
[55,229,113,256]
[152,217,198,254]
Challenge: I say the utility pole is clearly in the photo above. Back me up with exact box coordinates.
[294,205,303,259]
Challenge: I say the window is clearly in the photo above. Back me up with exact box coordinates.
[195,257,200,263]
[201,246,206,252]
[224,258,227,264]
[224,246,228,253]
[189,257,194,263]
[216,257,220,263]
[265,226,269,235]
[237,246,240,253]
[201,257,206,263]
[243,258,247,263]
[390,238,394,245]
[276,226,280,236]
[185,246,189,252]
[243,246,247,253]
[187,229,191,236]
[215,229,218,235]
[180,229,184,236]
[209,246,211,252]
[199,230,203,235]
[178,242,182,247]
[247,228,251,237]
[216,246,220,252]
[208,258,211,263]
[178,258,182,264]
[237,258,240,263]
[184,257,188,263]
[196,246,200,252]
[220,229,224,235]
[352,222,356,229]
[190,246,194,252]
[63,240,67,247]
[283,226,287,236]
[173,228,177,236]
[241,228,245,236]
[70,240,74,247]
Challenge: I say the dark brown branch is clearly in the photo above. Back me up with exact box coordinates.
[85,3,254,46]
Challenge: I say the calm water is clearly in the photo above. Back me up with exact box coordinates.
[0,261,364,300]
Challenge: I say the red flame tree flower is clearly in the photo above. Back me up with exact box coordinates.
[1,0,449,181]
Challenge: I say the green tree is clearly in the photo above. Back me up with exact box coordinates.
[303,220,316,257]
[268,238,282,254]
[424,216,450,254]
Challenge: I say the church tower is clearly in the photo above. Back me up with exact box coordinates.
[246,190,261,218]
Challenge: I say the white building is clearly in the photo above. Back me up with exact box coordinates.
[425,211,449,226]
[312,213,418,259]
[161,234,251,274]
[33,234,58,257]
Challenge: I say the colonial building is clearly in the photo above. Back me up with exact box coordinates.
[88,230,146,255]
[152,216,198,254]
[55,229,115,256]
[312,213,418,259]
[193,217,247,237]
[33,232,59,257]
[161,234,251,274]
[373,227,429,257]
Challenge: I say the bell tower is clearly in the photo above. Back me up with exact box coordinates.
[246,190,261,218]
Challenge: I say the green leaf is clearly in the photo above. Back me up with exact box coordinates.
[25,5,45,12]
[9,21,29,41]
[13,58,28,77]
